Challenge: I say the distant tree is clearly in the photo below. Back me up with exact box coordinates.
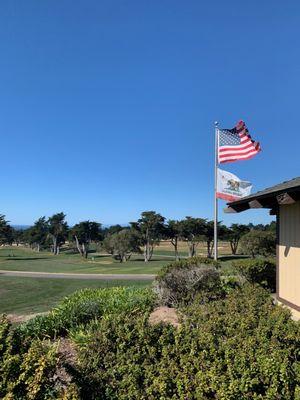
[166,220,181,261]
[203,221,215,258]
[0,215,14,245]
[179,217,207,258]
[202,221,228,258]
[240,230,276,258]
[103,224,125,237]
[12,228,24,246]
[103,229,141,262]
[27,217,49,251]
[247,222,276,232]
[226,224,250,255]
[131,211,166,262]
[48,212,68,255]
[71,221,102,258]
[265,221,276,232]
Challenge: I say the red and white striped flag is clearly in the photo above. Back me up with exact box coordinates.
[218,121,261,164]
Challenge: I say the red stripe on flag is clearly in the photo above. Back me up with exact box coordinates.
[219,147,259,159]
[219,151,260,164]
[216,192,240,201]
[219,142,254,153]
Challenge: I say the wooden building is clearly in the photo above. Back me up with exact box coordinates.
[225,177,300,318]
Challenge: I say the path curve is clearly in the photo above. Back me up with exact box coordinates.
[0,270,155,281]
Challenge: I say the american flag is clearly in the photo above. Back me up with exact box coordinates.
[218,121,261,164]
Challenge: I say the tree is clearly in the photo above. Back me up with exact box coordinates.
[71,221,102,258]
[103,229,141,262]
[27,217,49,251]
[240,230,276,258]
[103,224,125,237]
[0,215,14,245]
[131,211,166,262]
[179,217,207,258]
[166,220,181,261]
[203,221,215,258]
[12,228,24,246]
[201,221,228,258]
[226,224,250,255]
[48,212,68,255]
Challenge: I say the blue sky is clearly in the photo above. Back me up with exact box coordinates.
[0,0,299,226]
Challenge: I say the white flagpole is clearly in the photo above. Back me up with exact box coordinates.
[214,121,219,260]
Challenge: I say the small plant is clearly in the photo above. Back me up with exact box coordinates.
[233,258,276,292]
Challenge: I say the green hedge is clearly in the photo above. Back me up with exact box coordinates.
[157,256,220,279]
[69,284,300,399]
[17,287,155,341]
[233,258,276,292]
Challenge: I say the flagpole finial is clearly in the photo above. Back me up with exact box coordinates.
[214,121,219,127]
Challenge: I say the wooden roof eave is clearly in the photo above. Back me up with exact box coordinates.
[225,187,300,214]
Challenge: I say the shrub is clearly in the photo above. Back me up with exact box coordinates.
[153,257,223,306]
[0,315,60,399]
[67,284,300,399]
[233,258,276,292]
[240,230,276,258]
[18,287,155,341]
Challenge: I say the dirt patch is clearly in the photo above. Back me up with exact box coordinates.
[149,306,180,328]
[7,311,48,324]
[53,338,78,390]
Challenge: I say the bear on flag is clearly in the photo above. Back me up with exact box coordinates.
[216,168,252,202]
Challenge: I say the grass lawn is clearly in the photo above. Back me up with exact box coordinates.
[0,276,151,315]
[0,243,239,275]
[0,247,170,274]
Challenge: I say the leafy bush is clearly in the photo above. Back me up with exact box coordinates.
[67,284,300,399]
[18,287,155,341]
[240,230,276,258]
[233,258,276,292]
[153,256,223,306]
[0,315,60,399]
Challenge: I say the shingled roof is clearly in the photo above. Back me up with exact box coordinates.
[226,177,300,213]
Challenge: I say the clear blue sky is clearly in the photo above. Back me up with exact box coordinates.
[0,0,299,226]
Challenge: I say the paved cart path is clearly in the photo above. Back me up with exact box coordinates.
[0,270,155,280]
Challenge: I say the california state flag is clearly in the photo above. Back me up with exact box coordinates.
[216,168,252,201]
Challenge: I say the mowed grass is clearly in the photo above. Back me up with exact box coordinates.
[0,276,151,315]
[0,242,234,275]
[0,247,170,274]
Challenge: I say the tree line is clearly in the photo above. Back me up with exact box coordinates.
[0,211,276,262]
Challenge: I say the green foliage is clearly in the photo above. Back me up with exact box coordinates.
[26,217,49,251]
[153,257,222,306]
[0,215,14,245]
[131,211,166,262]
[0,315,59,399]
[103,229,141,262]
[69,313,175,400]
[157,256,220,278]
[68,284,300,399]
[70,220,102,258]
[18,287,155,340]
[48,212,69,255]
[240,229,276,258]
[225,223,251,255]
[179,216,207,257]
[233,258,276,291]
